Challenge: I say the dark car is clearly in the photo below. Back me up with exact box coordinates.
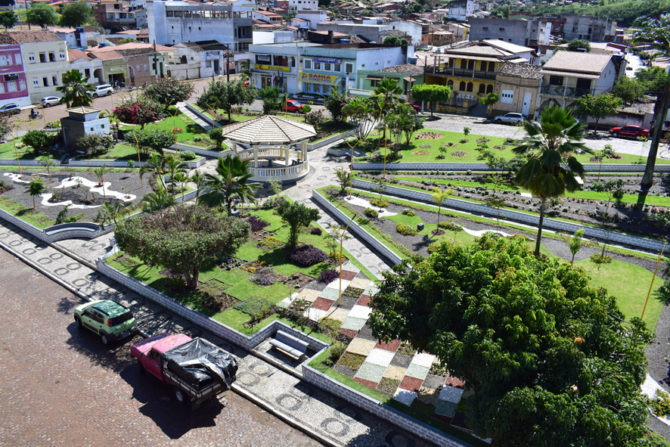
[609,125,649,139]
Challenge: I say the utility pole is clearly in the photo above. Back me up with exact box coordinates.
[226,43,231,83]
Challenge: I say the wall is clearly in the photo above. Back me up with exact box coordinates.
[594,60,616,94]
[494,74,540,116]
[22,41,70,103]
[468,18,528,46]
[0,44,29,107]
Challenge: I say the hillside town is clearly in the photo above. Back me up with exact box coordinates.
[0,0,670,446]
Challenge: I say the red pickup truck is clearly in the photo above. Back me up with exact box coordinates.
[131,333,237,406]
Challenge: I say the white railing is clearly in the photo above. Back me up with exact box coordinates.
[250,161,308,181]
[237,147,285,161]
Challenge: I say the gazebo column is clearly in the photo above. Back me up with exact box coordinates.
[285,144,289,166]
[232,142,237,154]
[254,145,258,169]
[301,141,307,163]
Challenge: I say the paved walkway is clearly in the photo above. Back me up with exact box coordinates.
[176,102,213,131]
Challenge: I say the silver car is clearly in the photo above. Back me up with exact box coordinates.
[88,84,114,97]
[41,96,60,107]
[494,112,525,125]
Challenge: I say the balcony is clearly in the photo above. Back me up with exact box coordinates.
[541,85,594,98]
[424,66,497,80]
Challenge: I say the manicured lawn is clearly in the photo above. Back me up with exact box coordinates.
[0,140,59,162]
[0,194,55,229]
[93,143,138,161]
[120,113,211,148]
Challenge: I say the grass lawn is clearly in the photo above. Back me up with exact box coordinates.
[351,129,670,165]
[120,113,211,148]
[0,194,55,229]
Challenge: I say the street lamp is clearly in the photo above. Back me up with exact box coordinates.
[333,215,355,307]
[641,240,668,320]
[133,132,143,184]
[13,142,22,175]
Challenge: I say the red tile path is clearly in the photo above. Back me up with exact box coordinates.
[399,376,424,392]
[374,339,401,352]
[357,294,372,306]
[312,297,335,311]
[354,377,379,389]
[340,270,358,281]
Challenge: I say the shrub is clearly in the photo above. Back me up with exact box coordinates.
[364,208,378,218]
[318,269,339,283]
[22,130,53,154]
[250,266,287,286]
[590,253,612,264]
[401,209,415,216]
[288,244,327,267]
[248,215,270,232]
[75,134,115,156]
[258,235,283,250]
[310,226,322,235]
[0,178,14,192]
[438,221,463,231]
[180,150,196,160]
[358,217,370,225]
[326,341,346,366]
[234,296,274,320]
[649,390,670,418]
[369,197,388,208]
[396,222,417,236]
[113,98,165,127]
[305,109,325,126]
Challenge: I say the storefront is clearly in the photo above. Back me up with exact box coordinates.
[299,71,343,96]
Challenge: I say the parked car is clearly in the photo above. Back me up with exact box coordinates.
[283,99,305,113]
[88,84,114,97]
[41,96,60,107]
[405,102,421,112]
[74,299,136,345]
[131,333,238,406]
[609,125,649,139]
[0,103,21,116]
[493,112,525,125]
[290,92,326,105]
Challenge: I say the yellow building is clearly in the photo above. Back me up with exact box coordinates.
[424,39,535,113]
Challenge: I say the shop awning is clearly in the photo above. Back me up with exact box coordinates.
[366,76,382,81]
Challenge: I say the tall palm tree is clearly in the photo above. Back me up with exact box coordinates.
[201,155,258,216]
[431,187,453,233]
[513,105,588,256]
[373,78,402,142]
[57,70,94,108]
[140,152,168,189]
[190,170,204,204]
[164,155,188,192]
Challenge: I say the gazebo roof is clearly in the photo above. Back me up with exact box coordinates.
[219,115,316,144]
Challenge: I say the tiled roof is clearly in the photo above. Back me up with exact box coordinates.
[68,49,93,61]
[498,62,542,79]
[377,64,424,75]
[220,115,316,144]
[542,51,612,75]
[0,30,62,44]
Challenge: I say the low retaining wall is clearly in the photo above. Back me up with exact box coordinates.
[173,142,230,159]
[307,130,355,152]
[353,162,670,173]
[0,207,110,242]
[353,179,670,255]
[0,157,205,170]
[312,190,403,266]
[302,365,473,447]
[185,102,221,128]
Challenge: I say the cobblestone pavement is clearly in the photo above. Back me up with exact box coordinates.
[0,219,434,447]
[0,248,319,447]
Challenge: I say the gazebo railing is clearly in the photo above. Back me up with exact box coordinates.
[237,147,285,161]
[250,161,309,182]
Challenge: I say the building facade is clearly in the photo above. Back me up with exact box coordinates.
[468,18,551,48]
[95,1,147,32]
[167,41,228,79]
[492,62,541,118]
[68,49,105,85]
[563,14,617,42]
[0,43,29,108]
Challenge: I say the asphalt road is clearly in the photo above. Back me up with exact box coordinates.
[0,248,320,447]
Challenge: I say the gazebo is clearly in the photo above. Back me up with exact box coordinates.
[219,115,316,183]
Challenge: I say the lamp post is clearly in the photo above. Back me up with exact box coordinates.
[641,241,668,320]
[13,143,22,175]
[334,215,355,307]
[133,133,142,184]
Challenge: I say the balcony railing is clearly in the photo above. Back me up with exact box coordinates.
[424,65,497,80]
[541,85,595,97]
[250,161,309,182]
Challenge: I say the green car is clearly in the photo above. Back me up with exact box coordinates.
[74,300,136,345]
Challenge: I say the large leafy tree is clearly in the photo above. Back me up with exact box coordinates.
[59,2,92,27]
[276,200,319,249]
[201,155,258,216]
[22,130,53,154]
[513,105,587,256]
[613,76,646,104]
[0,11,17,31]
[573,93,622,134]
[382,35,409,46]
[342,97,375,141]
[197,79,255,121]
[57,70,94,108]
[369,235,651,447]
[411,84,450,117]
[115,205,249,290]
[114,98,165,128]
[325,90,348,123]
[26,3,58,28]
[129,128,174,155]
[633,14,670,207]
[143,77,194,110]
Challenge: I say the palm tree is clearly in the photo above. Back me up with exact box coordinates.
[431,187,453,234]
[140,152,168,189]
[201,155,258,216]
[28,178,45,210]
[96,201,126,228]
[513,105,588,256]
[57,70,94,108]
[190,170,204,204]
[373,78,402,142]
[164,155,188,192]
[141,188,176,212]
[93,164,108,198]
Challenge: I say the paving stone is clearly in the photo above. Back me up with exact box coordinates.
[325,279,350,291]
[417,387,441,406]
[312,297,335,311]
[390,352,413,368]
[356,324,377,341]
[348,304,372,320]
[434,400,459,418]
[333,364,357,379]
[383,365,407,381]
[345,337,376,356]
[438,386,465,404]
[349,276,371,289]
[363,283,379,296]
[306,307,328,322]
[356,294,372,306]
[405,363,430,380]
[399,376,424,392]
[340,316,367,331]
[423,373,446,390]
[411,352,436,369]
[325,306,349,322]
[354,376,378,390]
[334,294,358,309]
[393,388,418,407]
[340,261,359,273]
[445,374,466,388]
[297,288,321,303]
[339,328,358,339]
[355,362,387,383]
[366,348,395,368]
[319,287,341,301]
[374,338,401,352]
[339,270,358,281]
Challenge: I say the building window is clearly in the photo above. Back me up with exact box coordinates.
[466,82,473,92]
[32,77,39,87]
[549,75,563,86]
[324,63,331,71]
[0,84,4,94]
[479,61,486,71]
[28,53,36,63]
[314,62,321,70]
[59,51,66,60]
[447,80,453,88]
[52,76,58,86]
[49,52,56,62]
[459,81,466,91]
[303,59,311,69]
[345,63,353,73]
[500,89,514,104]
[334,63,340,72]
[39,53,46,63]
[486,85,493,93]
[14,54,20,64]
[488,62,495,72]
[460,59,466,69]
[478,83,485,94]
[7,81,16,92]
[43,77,49,87]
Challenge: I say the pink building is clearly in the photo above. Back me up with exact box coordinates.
[0,44,30,108]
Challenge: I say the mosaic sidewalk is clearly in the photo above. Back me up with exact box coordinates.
[278,262,466,424]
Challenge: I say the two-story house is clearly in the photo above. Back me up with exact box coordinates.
[0,31,70,104]
[539,51,618,110]
[0,43,29,108]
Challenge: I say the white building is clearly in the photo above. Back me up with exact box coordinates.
[289,0,317,12]
[448,0,475,21]
[68,49,104,84]
[147,0,253,54]
[166,40,229,79]
[296,10,327,31]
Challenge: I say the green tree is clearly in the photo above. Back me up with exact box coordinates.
[368,234,651,447]
[566,39,591,52]
[411,84,451,118]
[479,92,500,117]
[190,170,205,204]
[335,168,351,194]
[59,2,92,27]
[22,130,53,154]
[513,105,587,256]
[37,155,54,175]
[325,90,348,123]
[28,178,45,209]
[633,13,670,207]
[342,97,375,141]
[491,5,510,18]
[386,103,422,146]
[26,3,57,28]
[208,128,225,150]
[613,76,646,104]
[201,155,258,216]
[0,11,17,31]
[95,201,126,228]
[382,35,408,46]
[164,155,188,193]
[141,189,176,212]
[197,80,255,121]
[57,70,94,108]
[568,228,584,265]
[430,186,453,232]
[635,66,668,95]
[276,200,320,249]
[143,77,194,110]
[130,128,174,155]
[115,205,249,290]
[93,164,108,197]
[75,134,114,156]
[139,152,168,189]
[573,93,622,134]
[259,86,282,115]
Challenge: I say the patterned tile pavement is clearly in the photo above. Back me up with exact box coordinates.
[276,261,467,423]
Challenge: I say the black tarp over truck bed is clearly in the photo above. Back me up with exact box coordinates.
[162,338,238,391]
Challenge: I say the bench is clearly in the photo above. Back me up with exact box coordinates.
[269,330,309,360]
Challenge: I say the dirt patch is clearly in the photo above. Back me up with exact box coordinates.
[451,151,466,158]
[411,150,430,156]
[416,132,443,140]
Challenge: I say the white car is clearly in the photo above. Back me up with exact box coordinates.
[88,84,113,97]
[493,112,525,125]
[41,96,60,107]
